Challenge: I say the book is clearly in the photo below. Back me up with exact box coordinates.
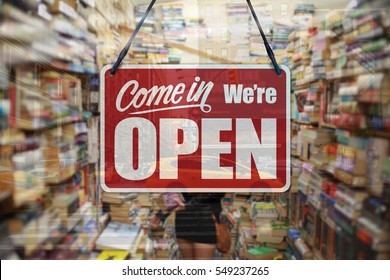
[97,250,129,260]
[251,202,278,220]
[239,202,252,220]
[110,210,131,219]
[265,241,288,250]
[357,217,390,244]
[301,128,334,144]
[334,168,368,187]
[52,192,80,217]
[95,221,141,251]
[362,198,390,229]
[336,144,367,176]
[12,148,44,170]
[134,193,152,207]
[367,138,389,197]
[101,192,137,204]
[256,234,284,244]
[357,73,390,104]
[111,216,133,225]
[271,220,289,236]
[244,247,280,260]
[109,201,133,212]
[274,198,288,218]
[0,129,25,146]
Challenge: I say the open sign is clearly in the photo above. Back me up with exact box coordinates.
[100,65,290,192]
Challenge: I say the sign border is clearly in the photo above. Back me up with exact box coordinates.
[100,64,291,193]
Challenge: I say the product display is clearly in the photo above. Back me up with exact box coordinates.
[288,0,390,260]
[0,0,389,261]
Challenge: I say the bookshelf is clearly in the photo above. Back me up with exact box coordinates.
[0,0,117,260]
[287,0,390,260]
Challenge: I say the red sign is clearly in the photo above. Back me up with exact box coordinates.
[100,65,290,192]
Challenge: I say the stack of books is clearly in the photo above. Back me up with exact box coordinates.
[152,237,179,260]
[248,5,272,61]
[290,157,303,192]
[250,202,284,249]
[133,193,153,227]
[294,3,315,15]
[101,193,138,224]
[296,128,334,163]
[287,229,313,260]
[129,6,170,64]
[96,28,121,68]
[311,31,333,80]
[288,9,312,87]
[357,73,390,131]
[220,192,292,260]
[251,202,279,222]
[334,133,368,187]
[0,1,97,73]
[162,4,186,42]
[135,5,157,34]
[294,82,324,123]
[356,198,390,259]
[324,0,390,130]
[236,205,255,258]
[367,138,389,197]
[226,3,250,61]
[272,25,294,52]
[256,221,289,250]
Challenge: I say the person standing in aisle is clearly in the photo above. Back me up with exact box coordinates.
[152,193,225,260]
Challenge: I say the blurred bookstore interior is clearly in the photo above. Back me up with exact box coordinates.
[0,0,390,260]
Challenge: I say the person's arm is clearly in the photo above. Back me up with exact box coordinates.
[152,195,186,226]
[155,209,170,224]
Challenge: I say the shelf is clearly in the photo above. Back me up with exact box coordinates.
[294,80,323,89]
[319,123,337,129]
[0,128,25,145]
[1,0,108,261]
[294,67,390,89]
[15,116,82,132]
[319,122,390,138]
[45,165,76,185]
[0,171,45,209]
[49,61,98,75]
[326,67,390,81]
[291,119,319,126]
[13,186,45,208]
